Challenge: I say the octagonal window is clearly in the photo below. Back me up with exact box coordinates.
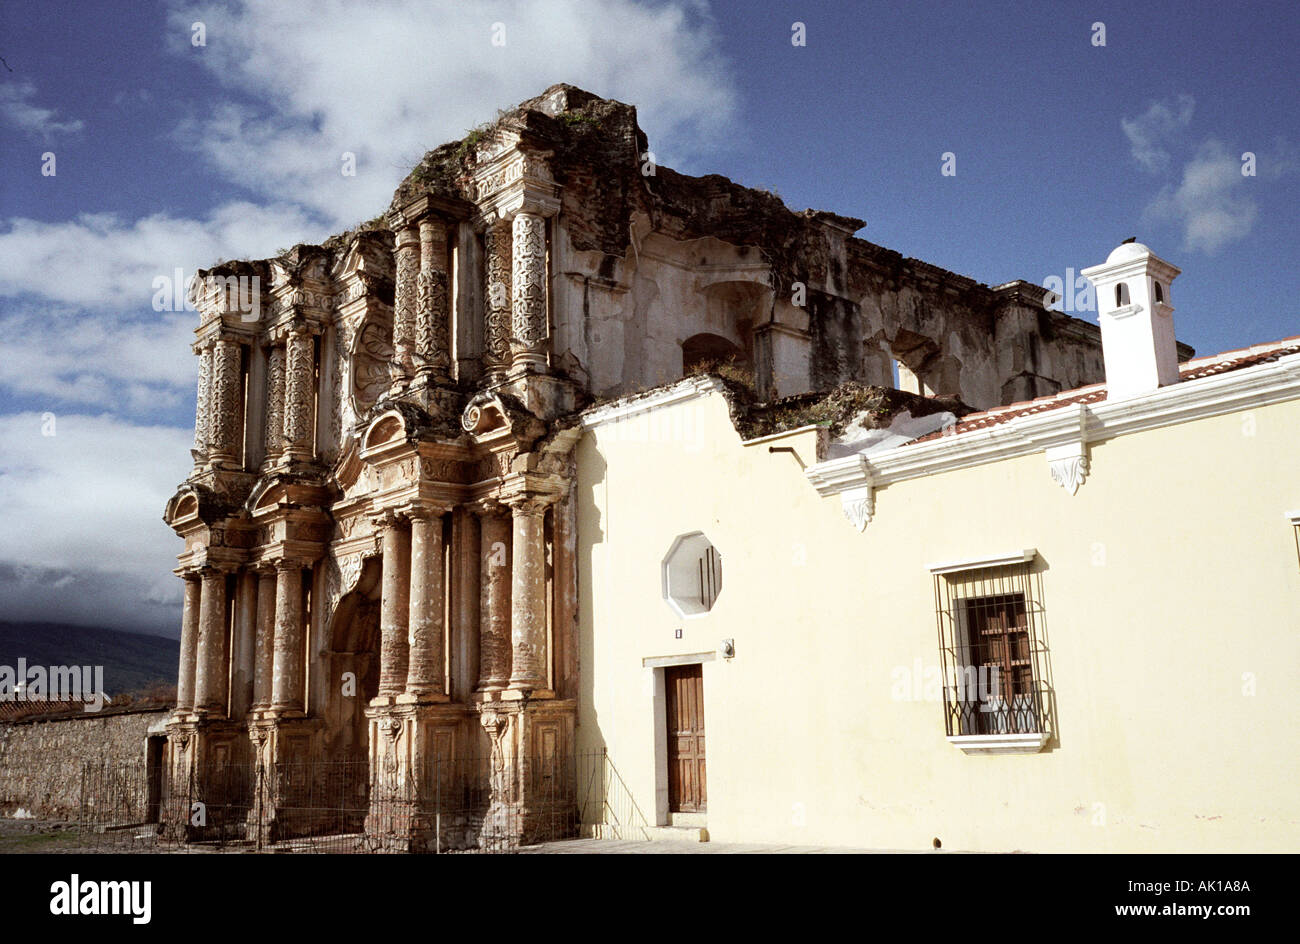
[662,531,723,618]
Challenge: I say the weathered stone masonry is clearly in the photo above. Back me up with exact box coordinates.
[0,708,171,819]
[161,84,1158,849]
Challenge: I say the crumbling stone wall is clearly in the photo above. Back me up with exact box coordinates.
[0,708,167,819]
[387,84,1136,409]
[258,84,1177,416]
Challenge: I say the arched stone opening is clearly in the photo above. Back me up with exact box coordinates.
[682,332,748,375]
[322,556,382,760]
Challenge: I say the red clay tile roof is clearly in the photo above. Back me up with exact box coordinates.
[908,335,1300,445]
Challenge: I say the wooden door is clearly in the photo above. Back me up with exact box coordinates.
[666,663,706,813]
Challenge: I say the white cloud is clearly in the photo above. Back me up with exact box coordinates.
[1144,140,1258,254]
[1122,95,1194,173]
[0,80,84,139]
[0,201,325,417]
[0,0,739,633]
[0,305,196,411]
[0,201,324,310]
[0,413,192,632]
[166,0,739,227]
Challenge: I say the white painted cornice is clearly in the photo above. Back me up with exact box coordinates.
[806,350,1300,520]
[579,375,728,429]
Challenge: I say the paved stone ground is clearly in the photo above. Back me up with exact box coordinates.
[520,838,928,854]
[1,820,942,854]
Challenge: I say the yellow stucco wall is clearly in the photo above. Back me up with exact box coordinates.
[574,389,1300,852]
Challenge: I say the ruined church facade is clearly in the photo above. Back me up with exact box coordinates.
[162,85,1120,848]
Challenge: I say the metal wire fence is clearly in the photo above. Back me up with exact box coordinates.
[74,749,649,853]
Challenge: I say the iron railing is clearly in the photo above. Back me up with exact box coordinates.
[73,749,646,853]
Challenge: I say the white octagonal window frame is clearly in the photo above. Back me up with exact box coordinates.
[662,531,723,619]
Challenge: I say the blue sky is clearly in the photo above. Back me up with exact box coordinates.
[1,0,1296,634]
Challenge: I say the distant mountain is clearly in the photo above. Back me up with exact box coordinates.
[0,622,179,697]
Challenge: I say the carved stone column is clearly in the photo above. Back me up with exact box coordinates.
[194,567,229,715]
[483,220,512,375]
[282,325,314,462]
[378,514,411,697]
[507,498,549,692]
[271,561,305,713]
[252,568,277,708]
[476,505,511,692]
[208,338,244,466]
[263,343,286,464]
[192,345,212,464]
[415,218,451,384]
[392,227,420,387]
[406,508,446,697]
[176,573,201,712]
[510,212,548,370]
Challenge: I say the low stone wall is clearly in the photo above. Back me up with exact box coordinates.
[0,707,169,819]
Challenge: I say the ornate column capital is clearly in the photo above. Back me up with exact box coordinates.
[394,225,420,250]
[370,507,409,530]
[402,502,452,521]
[197,561,238,578]
[469,498,509,518]
[504,493,555,517]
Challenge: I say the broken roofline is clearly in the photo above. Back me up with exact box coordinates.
[577,342,1300,501]
[807,343,1300,498]
[377,84,1119,329]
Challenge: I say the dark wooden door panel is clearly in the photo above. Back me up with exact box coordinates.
[666,663,706,813]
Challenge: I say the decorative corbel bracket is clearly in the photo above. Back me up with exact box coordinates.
[1023,402,1090,496]
[806,454,875,532]
[1046,441,1088,495]
[840,485,875,532]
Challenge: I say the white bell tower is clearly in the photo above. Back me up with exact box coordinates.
[1081,240,1182,400]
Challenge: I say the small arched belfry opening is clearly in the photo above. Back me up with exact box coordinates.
[682,333,748,375]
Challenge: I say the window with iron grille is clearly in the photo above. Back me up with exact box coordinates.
[932,554,1052,749]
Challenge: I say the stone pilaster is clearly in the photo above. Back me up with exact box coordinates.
[192,345,212,464]
[208,338,244,467]
[230,569,257,718]
[271,561,306,713]
[483,220,513,375]
[252,568,276,708]
[378,514,411,697]
[392,227,420,388]
[450,506,481,701]
[282,325,315,463]
[176,573,201,713]
[194,567,229,715]
[510,212,548,370]
[262,343,286,464]
[415,218,451,384]
[507,498,549,692]
[476,505,512,692]
[406,508,447,698]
